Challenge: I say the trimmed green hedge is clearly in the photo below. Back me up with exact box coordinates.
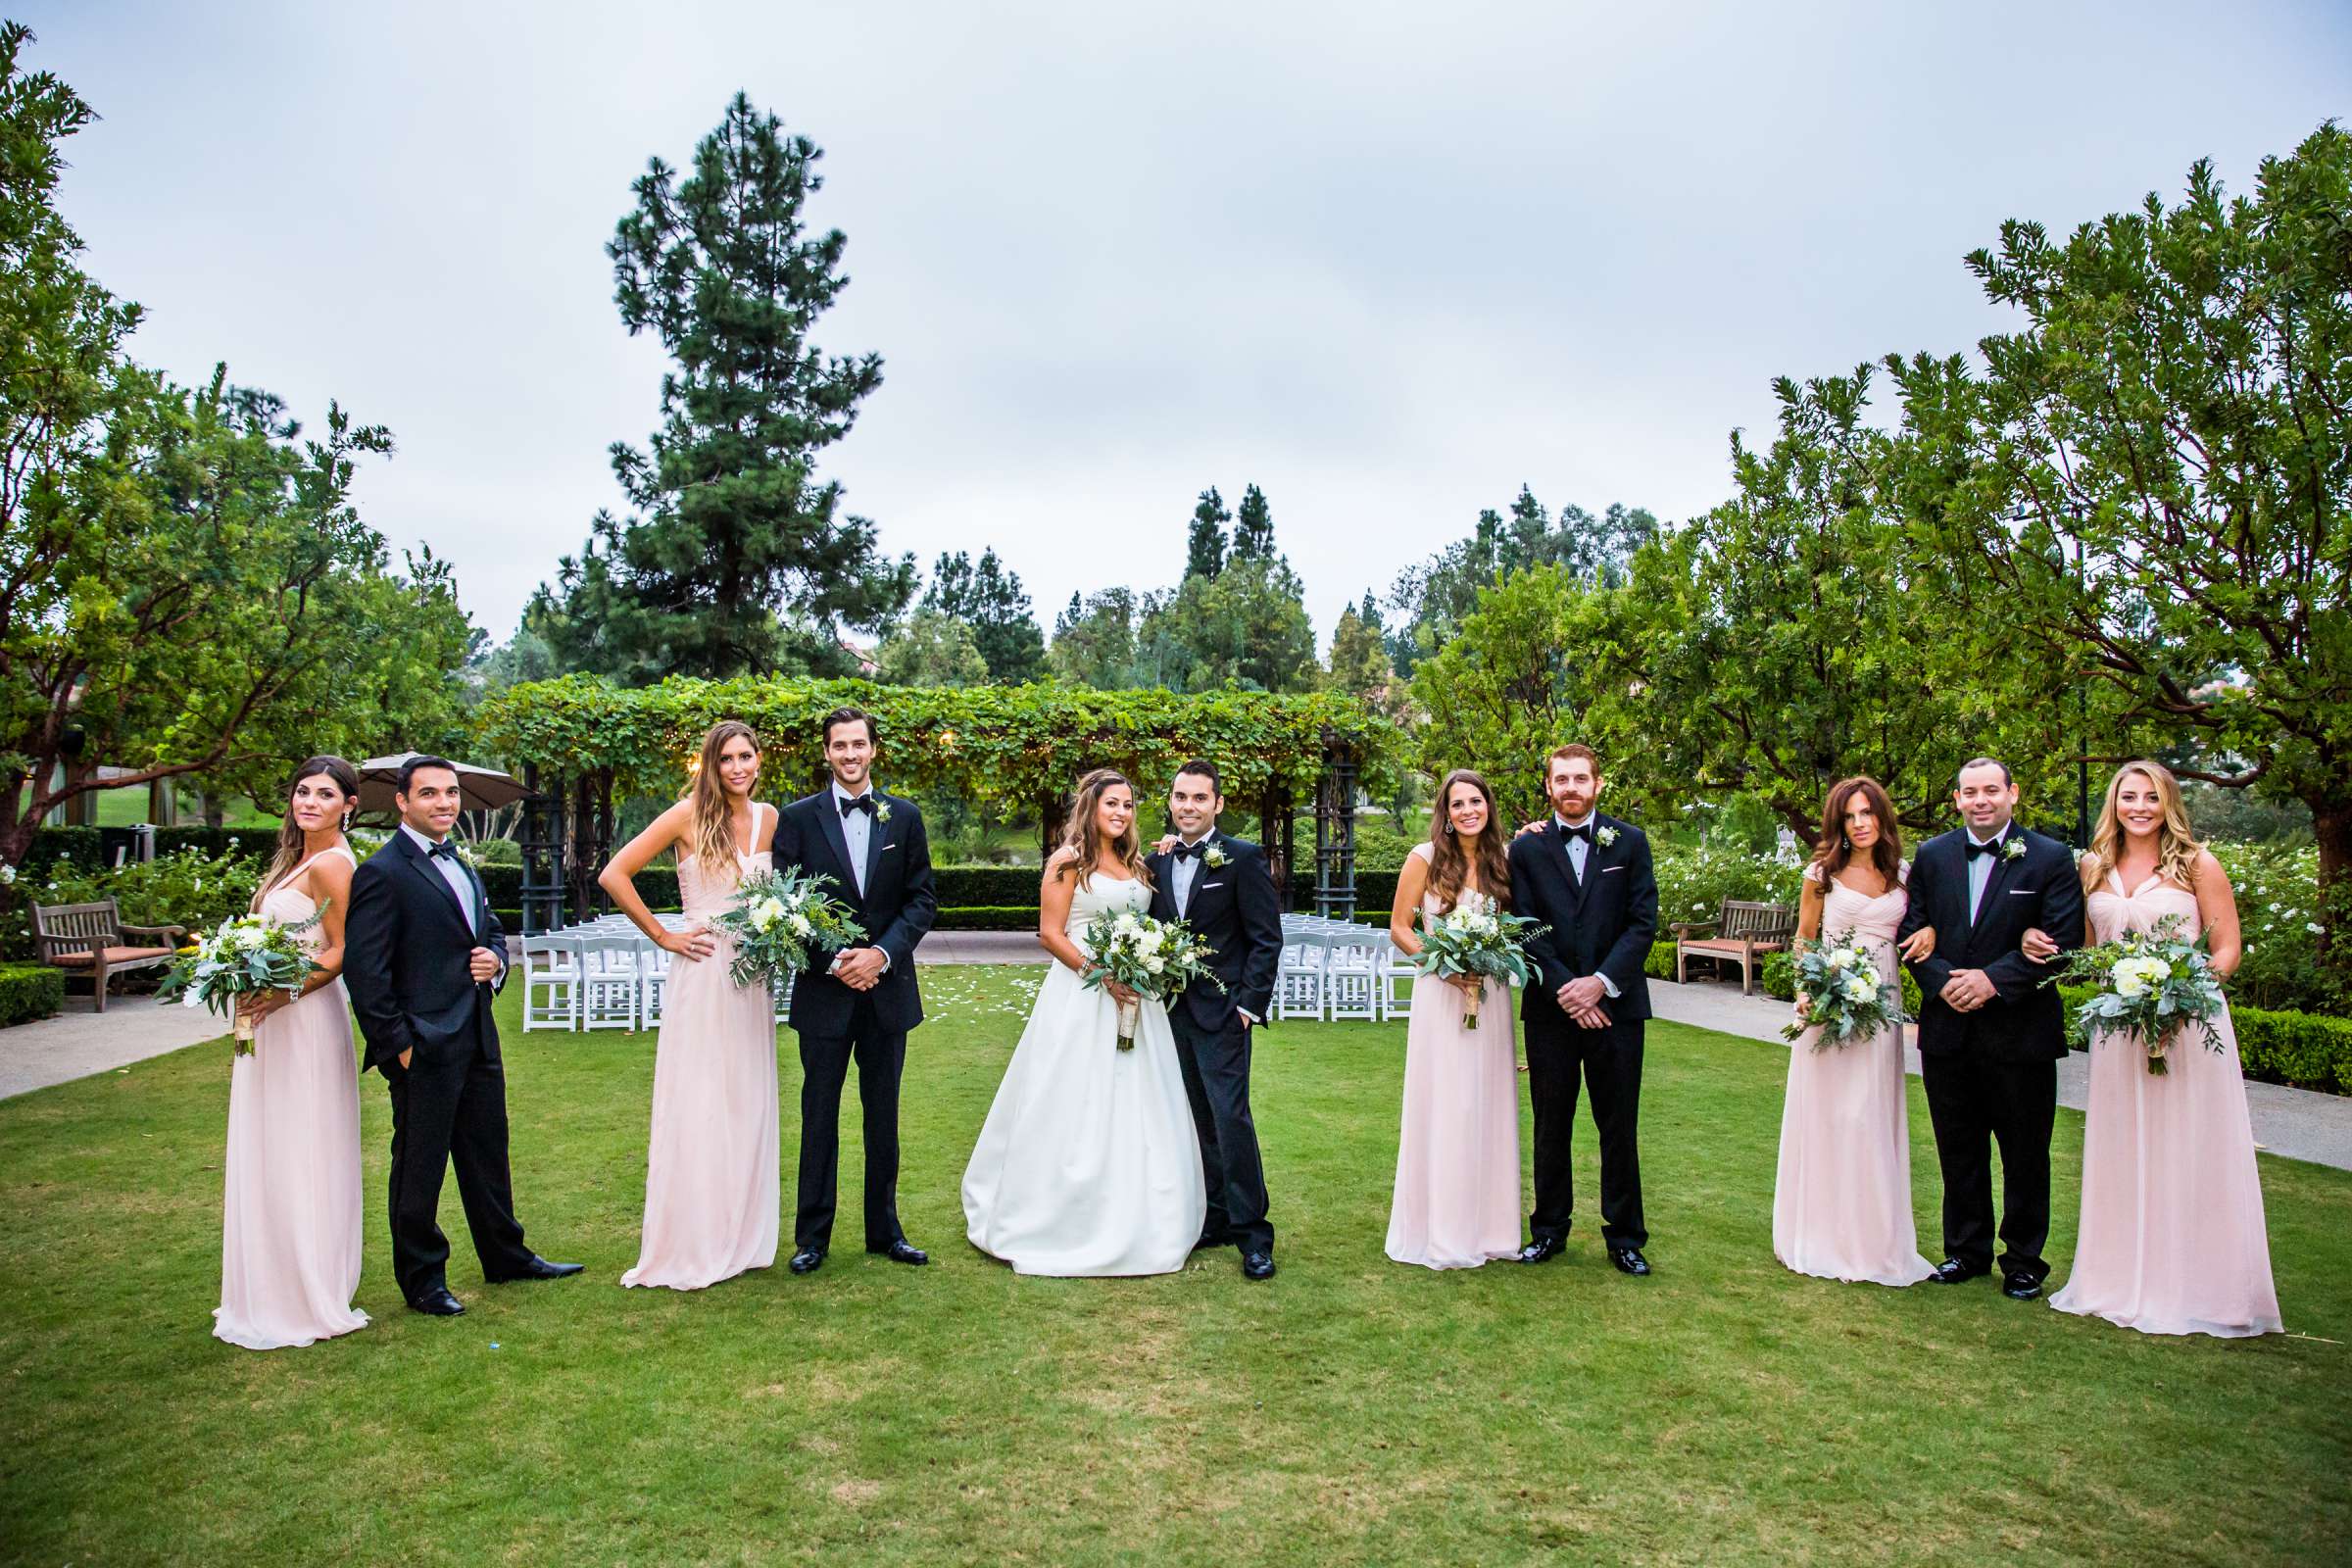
[0,961,65,1027]
[934,906,1043,932]
[25,826,281,873]
[1644,940,1678,981]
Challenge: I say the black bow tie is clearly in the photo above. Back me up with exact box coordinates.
[1560,823,1593,845]
[1171,841,1208,862]
[1966,836,2004,860]
[427,840,461,860]
[840,795,876,817]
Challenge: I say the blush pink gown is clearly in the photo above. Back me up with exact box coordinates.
[622,808,781,1291]
[1772,866,1935,1287]
[2050,872,2281,1338]
[1386,858,1524,1270]
[214,846,369,1350]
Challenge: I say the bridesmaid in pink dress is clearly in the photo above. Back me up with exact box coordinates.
[216,756,369,1350]
[2042,760,2281,1337]
[601,720,782,1291]
[1774,776,1938,1287]
[1385,768,1523,1270]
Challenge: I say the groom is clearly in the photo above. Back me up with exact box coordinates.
[1506,743,1658,1275]
[1144,760,1284,1280]
[1897,756,2083,1300]
[770,707,937,1276]
[343,756,581,1316]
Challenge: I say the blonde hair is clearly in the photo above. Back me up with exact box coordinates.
[2082,760,2200,895]
[685,720,761,880]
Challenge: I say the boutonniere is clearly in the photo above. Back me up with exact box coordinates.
[1203,844,1229,869]
[1595,825,1618,848]
[874,799,892,824]
[2002,838,2026,861]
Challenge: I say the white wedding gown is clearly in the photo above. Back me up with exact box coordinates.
[961,875,1208,1276]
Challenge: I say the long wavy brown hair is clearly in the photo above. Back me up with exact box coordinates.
[1052,767,1153,892]
[2082,760,2201,895]
[685,720,762,880]
[1812,776,1904,887]
[253,755,360,908]
[1427,768,1512,913]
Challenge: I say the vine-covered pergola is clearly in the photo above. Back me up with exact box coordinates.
[470,675,1404,933]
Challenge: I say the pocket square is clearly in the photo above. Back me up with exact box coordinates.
[882,842,900,853]
[1199,880,1225,891]
[1600,864,1626,874]
[2006,887,2034,895]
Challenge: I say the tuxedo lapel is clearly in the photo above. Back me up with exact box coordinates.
[812,795,860,904]
[396,833,473,939]
[861,797,889,896]
[1969,829,2024,930]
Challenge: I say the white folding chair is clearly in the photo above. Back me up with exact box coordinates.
[520,932,582,1032]
[637,941,674,1029]
[575,934,645,1030]
[1378,937,1418,1021]
[1274,937,1326,1020]
[1324,938,1380,1021]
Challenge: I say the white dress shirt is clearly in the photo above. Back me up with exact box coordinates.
[1554,811,1619,998]
[1966,823,2009,923]
[830,780,889,972]
[1171,832,1212,915]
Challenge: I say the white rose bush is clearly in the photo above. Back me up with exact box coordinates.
[1079,909,1221,1049]
[155,907,324,1053]
[1782,930,1909,1049]
[2052,913,2229,1076]
[1411,898,1546,1030]
[710,867,865,989]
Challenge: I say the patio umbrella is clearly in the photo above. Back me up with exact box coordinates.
[355,754,536,815]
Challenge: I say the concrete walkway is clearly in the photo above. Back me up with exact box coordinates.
[7,939,2348,1173]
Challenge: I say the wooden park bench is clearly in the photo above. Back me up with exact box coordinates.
[1672,899,1797,996]
[30,900,187,1013]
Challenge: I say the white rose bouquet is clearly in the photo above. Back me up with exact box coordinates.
[2052,913,2227,1076]
[709,867,865,990]
[1411,900,1546,1029]
[1079,909,1222,1049]
[156,907,325,1053]
[1783,930,1909,1049]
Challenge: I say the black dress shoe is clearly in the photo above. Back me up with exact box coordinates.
[871,1239,929,1266]
[490,1254,583,1283]
[1929,1257,1987,1285]
[1193,1228,1235,1251]
[788,1246,825,1275]
[2002,1272,2042,1300]
[1517,1236,1564,1265]
[1241,1250,1276,1281]
[1609,1247,1651,1277]
[407,1286,465,1316]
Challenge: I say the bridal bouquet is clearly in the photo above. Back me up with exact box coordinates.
[1411,903,1546,1029]
[1079,910,1223,1049]
[2050,914,2227,1075]
[1783,930,1908,1049]
[709,867,866,989]
[156,908,325,1053]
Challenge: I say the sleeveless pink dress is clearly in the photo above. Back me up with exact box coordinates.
[1772,865,1935,1287]
[215,846,368,1349]
[1386,849,1524,1269]
[2050,872,2280,1337]
[622,808,781,1290]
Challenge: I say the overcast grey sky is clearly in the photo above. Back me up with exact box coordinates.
[24,3,2352,653]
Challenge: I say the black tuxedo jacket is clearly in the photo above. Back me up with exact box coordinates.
[343,832,509,1076]
[1505,813,1657,1025]
[770,788,936,1037]
[1144,831,1283,1031]
[1897,824,2084,1062]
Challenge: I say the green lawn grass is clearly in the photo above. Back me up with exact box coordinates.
[2,967,2346,1566]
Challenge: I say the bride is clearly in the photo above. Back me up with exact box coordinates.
[961,768,1208,1276]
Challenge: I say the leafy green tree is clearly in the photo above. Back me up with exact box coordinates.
[875,609,989,688]
[466,621,562,703]
[1145,555,1318,694]
[1232,482,1275,561]
[531,93,912,684]
[1051,588,1152,688]
[1184,487,1229,581]
[1888,122,2352,980]
[1325,601,1394,702]
[920,548,1045,683]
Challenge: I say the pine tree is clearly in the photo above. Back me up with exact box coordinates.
[1185,487,1230,580]
[531,93,912,682]
[1232,482,1275,561]
[920,547,1045,682]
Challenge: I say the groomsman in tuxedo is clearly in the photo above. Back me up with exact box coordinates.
[343,757,581,1316]
[1897,757,2084,1299]
[1506,744,1658,1275]
[771,708,937,1275]
[1144,760,1284,1280]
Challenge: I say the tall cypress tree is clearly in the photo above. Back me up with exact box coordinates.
[1184,487,1230,580]
[1232,482,1275,561]
[533,93,912,682]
